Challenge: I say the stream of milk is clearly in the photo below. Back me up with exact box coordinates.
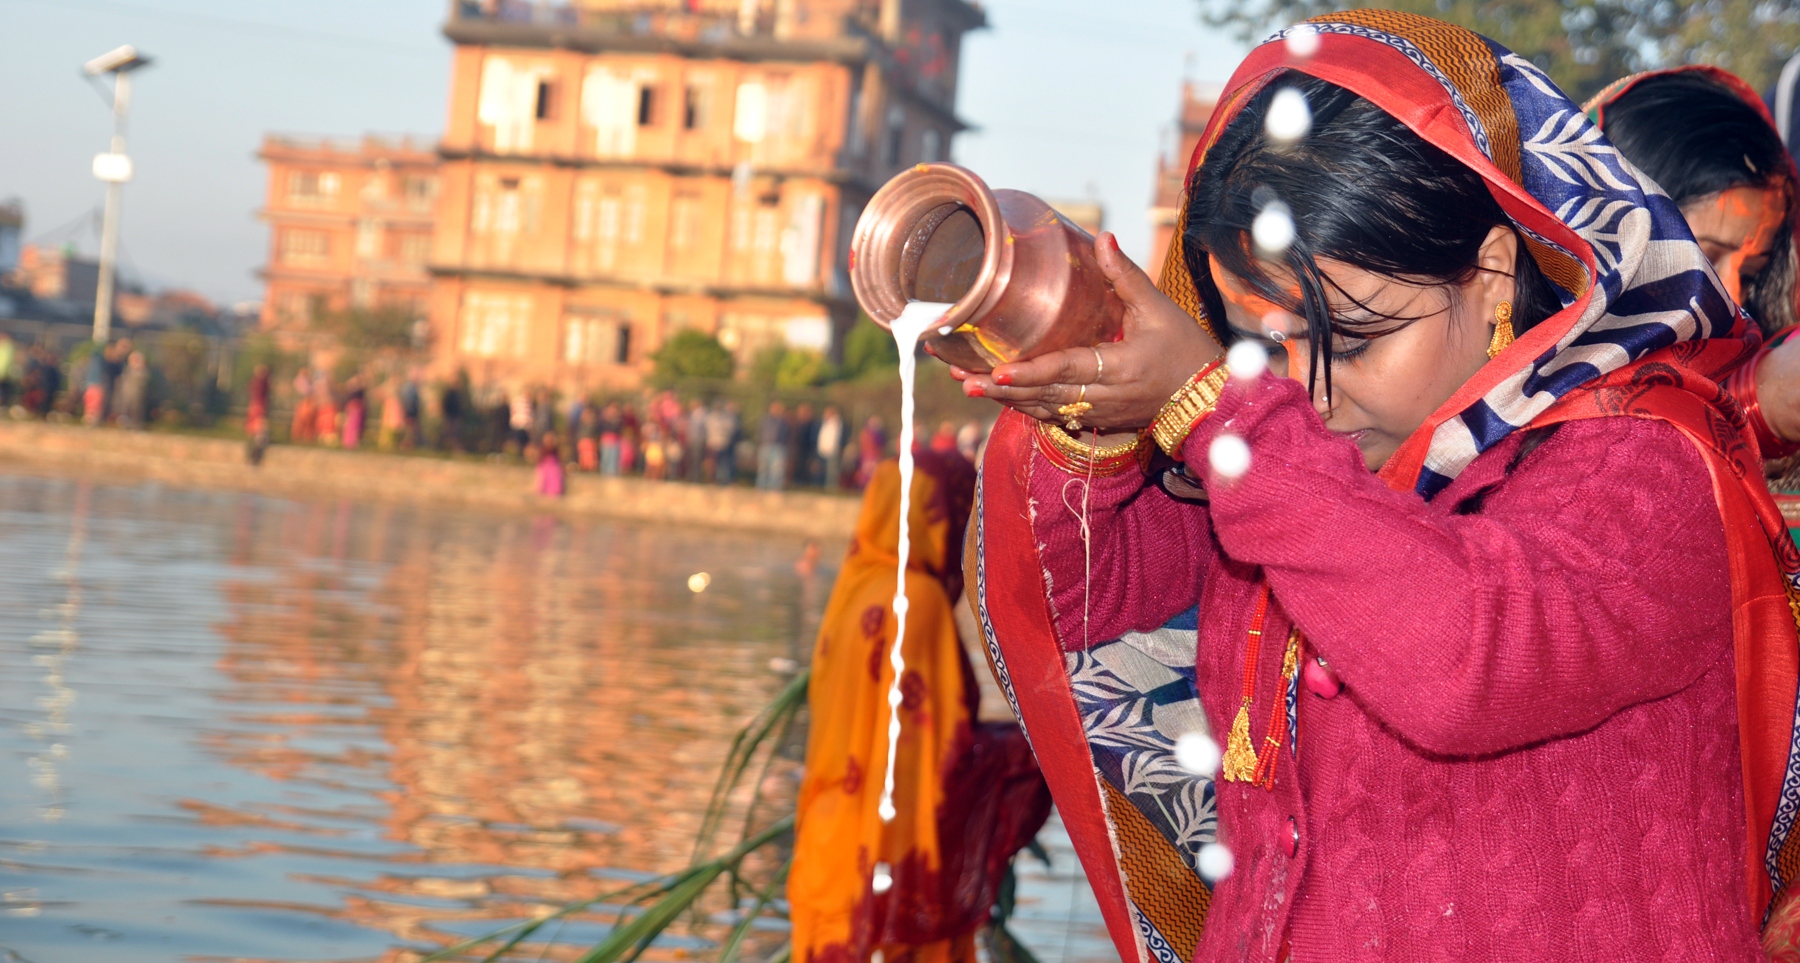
[875,301,955,849]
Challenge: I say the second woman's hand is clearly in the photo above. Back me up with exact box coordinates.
[958,232,1223,430]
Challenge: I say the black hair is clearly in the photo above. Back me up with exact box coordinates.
[1598,71,1794,333]
[1182,72,1562,401]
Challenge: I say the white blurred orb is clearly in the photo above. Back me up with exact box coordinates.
[1199,842,1235,881]
[1175,732,1221,776]
[687,572,712,593]
[872,862,894,893]
[1252,203,1296,255]
[1286,23,1321,57]
[1265,87,1313,143]
[878,799,897,822]
[1226,340,1269,381]
[1209,434,1252,480]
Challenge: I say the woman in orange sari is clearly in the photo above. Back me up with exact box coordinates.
[790,449,1048,963]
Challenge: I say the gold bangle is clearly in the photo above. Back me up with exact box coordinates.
[1152,359,1229,456]
[1033,421,1149,476]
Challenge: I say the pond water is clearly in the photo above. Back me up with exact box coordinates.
[0,474,1109,963]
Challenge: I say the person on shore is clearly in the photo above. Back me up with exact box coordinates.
[82,341,113,426]
[245,363,271,466]
[705,400,740,485]
[816,405,845,489]
[377,381,404,451]
[575,405,600,472]
[954,420,983,463]
[791,402,819,487]
[114,351,149,429]
[399,371,422,450]
[531,385,555,446]
[757,401,792,491]
[597,401,624,476]
[642,420,667,480]
[439,372,468,452]
[534,431,565,497]
[290,369,316,443]
[685,399,709,482]
[854,415,886,489]
[507,385,533,455]
[958,12,1799,958]
[341,377,367,450]
[790,451,1050,963]
[619,403,640,475]
[1590,67,1800,468]
[312,373,339,447]
[927,420,959,455]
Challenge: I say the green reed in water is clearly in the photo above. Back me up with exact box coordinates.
[422,667,1042,963]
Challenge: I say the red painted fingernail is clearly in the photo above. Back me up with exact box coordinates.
[994,371,1013,386]
[967,382,986,398]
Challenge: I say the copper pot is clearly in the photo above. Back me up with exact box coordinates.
[848,163,1125,372]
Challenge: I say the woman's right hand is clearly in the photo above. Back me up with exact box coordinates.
[954,232,1223,431]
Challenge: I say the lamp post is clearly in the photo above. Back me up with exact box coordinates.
[83,44,151,345]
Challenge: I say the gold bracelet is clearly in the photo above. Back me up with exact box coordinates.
[1151,359,1229,456]
[1033,421,1150,477]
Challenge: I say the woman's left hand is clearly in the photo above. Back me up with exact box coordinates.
[953,232,1222,430]
[1758,332,1800,444]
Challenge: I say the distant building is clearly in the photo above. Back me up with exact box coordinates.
[1046,199,1104,237]
[10,244,100,307]
[1147,81,1221,281]
[0,200,22,274]
[427,0,984,390]
[256,134,440,333]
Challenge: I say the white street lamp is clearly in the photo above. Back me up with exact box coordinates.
[83,44,151,345]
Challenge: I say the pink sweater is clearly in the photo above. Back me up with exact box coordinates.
[1028,375,1760,961]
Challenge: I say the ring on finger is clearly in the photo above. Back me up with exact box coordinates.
[1092,346,1105,383]
[1056,384,1093,431]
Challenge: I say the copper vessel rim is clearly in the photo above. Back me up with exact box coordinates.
[849,163,1007,335]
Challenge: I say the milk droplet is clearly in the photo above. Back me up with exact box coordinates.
[878,799,898,822]
[1175,732,1221,776]
[1252,202,1296,255]
[1199,842,1235,881]
[872,863,894,893]
[1265,87,1312,143]
[687,572,711,593]
[1226,340,1269,381]
[1209,434,1251,480]
[1286,23,1321,58]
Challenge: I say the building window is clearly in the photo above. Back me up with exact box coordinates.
[883,106,905,166]
[637,85,658,126]
[355,220,381,259]
[535,80,555,120]
[734,81,767,143]
[564,313,631,365]
[400,234,432,265]
[280,229,330,266]
[920,129,942,163]
[286,171,339,208]
[683,84,708,130]
[402,175,437,211]
[459,292,531,358]
[669,192,703,252]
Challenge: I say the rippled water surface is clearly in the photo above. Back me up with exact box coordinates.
[0,474,1110,963]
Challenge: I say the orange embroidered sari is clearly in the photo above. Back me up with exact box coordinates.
[790,452,1048,963]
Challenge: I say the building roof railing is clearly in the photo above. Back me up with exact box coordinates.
[260,133,441,162]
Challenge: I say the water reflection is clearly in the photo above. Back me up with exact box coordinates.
[0,476,824,962]
[0,475,1111,963]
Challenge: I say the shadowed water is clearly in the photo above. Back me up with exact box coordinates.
[0,474,1107,963]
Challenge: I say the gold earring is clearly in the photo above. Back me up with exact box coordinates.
[1487,300,1514,360]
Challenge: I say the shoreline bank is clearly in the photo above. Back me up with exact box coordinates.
[0,421,862,539]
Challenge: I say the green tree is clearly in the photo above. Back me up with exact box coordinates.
[839,316,900,382]
[1196,0,1800,102]
[313,304,421,355]
[652,330,735,381]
